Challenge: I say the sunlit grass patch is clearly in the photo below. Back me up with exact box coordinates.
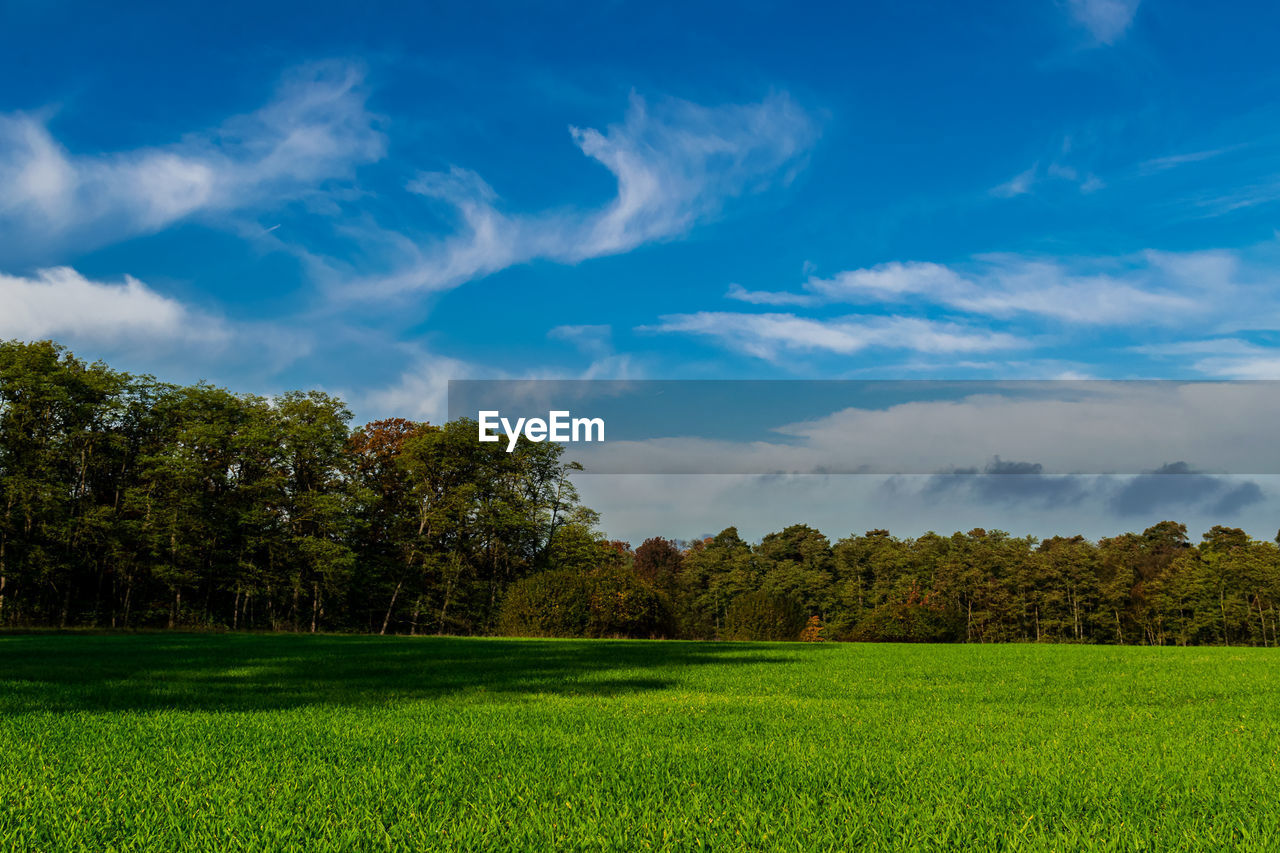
[2,634,1278,851]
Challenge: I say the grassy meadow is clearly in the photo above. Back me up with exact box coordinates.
[2,634,1279,851]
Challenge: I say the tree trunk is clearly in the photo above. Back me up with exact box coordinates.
[380,579,403,636]
[1256,593,1268,647]
[439,577,456,635]
[1220,589,1230,646]
[486,576,499,633]
[311,582,320,633]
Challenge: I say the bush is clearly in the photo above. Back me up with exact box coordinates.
[722,591,807,641]
[497,568,672,639]
[845,593,963,643]
[799,615,826,642]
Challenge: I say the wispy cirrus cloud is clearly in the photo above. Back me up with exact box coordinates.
[1137,146,1239,176]
[549,324,614,357]
[332,92,817,298]
[1067,0,1141,45]
[724,282,818,307]
[723,250,1248,327]
[989,136,1104,199]
[1136,338,1280,379]
[642,312,1024,361]
[685,242,1280,375]
[0,65,816,308]
[0,61,384,262]
[356,343,643,424]
[991,164,1039,198]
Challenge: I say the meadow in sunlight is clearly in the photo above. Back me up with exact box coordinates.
[3,633,1278,851]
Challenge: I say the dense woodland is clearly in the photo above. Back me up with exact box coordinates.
[3,339,1280,645]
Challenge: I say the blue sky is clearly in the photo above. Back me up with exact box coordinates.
[5,0,1280,540]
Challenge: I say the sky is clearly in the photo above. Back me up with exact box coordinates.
[4,0,1280,543]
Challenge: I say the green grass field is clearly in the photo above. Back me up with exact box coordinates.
[2,635,1278,852]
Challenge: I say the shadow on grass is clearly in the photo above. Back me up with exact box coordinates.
[0,633,808,714]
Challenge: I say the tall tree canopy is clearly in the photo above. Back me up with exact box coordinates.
[3,339,1280,645]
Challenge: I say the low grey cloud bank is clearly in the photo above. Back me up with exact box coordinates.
[902,459,1265,518]
[918,459,1091,508]
[1108,462,1266,517]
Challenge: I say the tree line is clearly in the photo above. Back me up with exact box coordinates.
[3,339,1278,645]
[659,521,1280,646]
[0,340,589,634]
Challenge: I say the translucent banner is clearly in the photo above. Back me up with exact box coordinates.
[447,380,1280,475]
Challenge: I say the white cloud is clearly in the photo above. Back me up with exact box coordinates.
[1079,174,1105,193]
[0,62,384,258]
[1137,147,1237,175]
[1133,338,1260,358]
[1137,339,1280,379]
[991,164,1037,198]
[733,251,1228,326]
[0,266,313,383]
[1,79,813,322]
[1068,0,1141,45]
[991,156,1103,198]
[673,246,1280,371]
[1195,357,1280,379]
[559,382,1280,480]
[337,92,817,297]
[772,383,1280,475]
[725,282,818,306]
[358,352,472,425]
[643,312,1024,361]
[564,93,812,258]
[0,266,224,346]
[549,324,613,357]
[356,346,643,425]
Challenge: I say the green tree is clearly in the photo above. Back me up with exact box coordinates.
[755,524,835,621]
[679,527,759,638]
[722,590,806,641]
